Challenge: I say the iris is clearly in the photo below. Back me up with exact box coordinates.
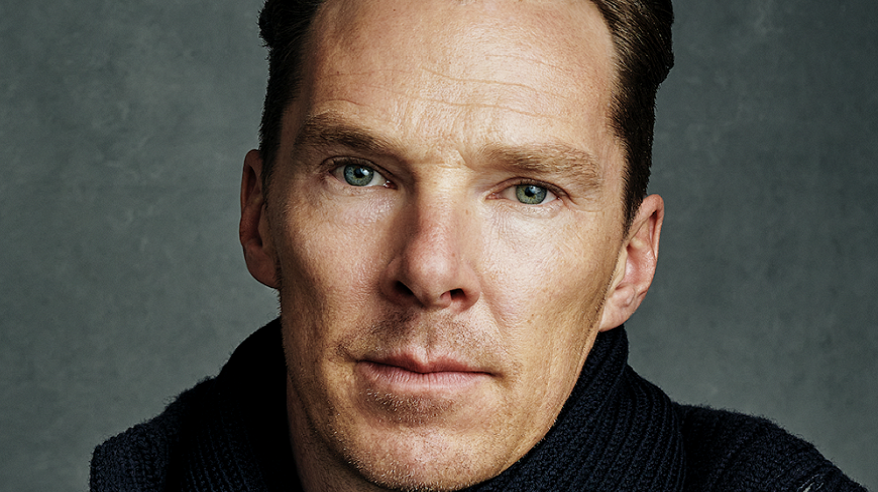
[516,184,548,204]
[343,164,377,187]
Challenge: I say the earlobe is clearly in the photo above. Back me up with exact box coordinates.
[240,149,280,288]
[598,194,664,331]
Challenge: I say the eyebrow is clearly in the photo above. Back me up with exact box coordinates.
[292,111,605,189]
[293,112,397,157]
[481,144,604,190]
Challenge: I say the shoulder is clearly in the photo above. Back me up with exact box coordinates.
[679,405,866,492]
[89,377,218,492]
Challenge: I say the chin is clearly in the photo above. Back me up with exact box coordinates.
[339,429,508,492]
[353,455,488,492]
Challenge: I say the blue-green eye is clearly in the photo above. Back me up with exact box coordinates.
[515,184,549,204]
[339,163,386,187]
[344,164,376,186]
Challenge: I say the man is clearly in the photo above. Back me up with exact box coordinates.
[91,0,866,491]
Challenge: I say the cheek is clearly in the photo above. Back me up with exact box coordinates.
[484,214,615,314]
[272,186,395,336]
[481,215,618,365]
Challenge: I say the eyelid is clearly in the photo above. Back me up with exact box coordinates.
[326,155,375,170]
[511,178,564,196]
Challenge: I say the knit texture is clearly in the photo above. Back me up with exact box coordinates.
[91,320,867,491]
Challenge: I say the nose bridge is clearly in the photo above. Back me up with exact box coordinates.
[411,196,460,276]
[388,187,480,310]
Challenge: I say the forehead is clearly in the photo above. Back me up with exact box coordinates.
[311,0,614,72]
[291,0,622,176]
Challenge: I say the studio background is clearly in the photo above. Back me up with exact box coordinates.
[1,0,875,490]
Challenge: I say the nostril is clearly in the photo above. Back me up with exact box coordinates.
[394,281,414,298]
[449,288,465,301]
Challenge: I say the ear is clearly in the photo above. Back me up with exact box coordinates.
[599,194,664,331]
[240,149,280,288]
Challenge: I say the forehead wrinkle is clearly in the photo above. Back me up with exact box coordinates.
[323,81,560,121]
[318,64,574,121]
[482,144,604,189]
[416,66,572,102]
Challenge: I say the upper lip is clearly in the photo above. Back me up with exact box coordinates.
[365,353,486,374]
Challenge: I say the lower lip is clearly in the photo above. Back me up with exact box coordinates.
[357,361,489,394]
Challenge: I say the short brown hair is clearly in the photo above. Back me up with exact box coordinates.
[256,0,674,227]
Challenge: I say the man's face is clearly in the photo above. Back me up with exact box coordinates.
[258,0,633,489]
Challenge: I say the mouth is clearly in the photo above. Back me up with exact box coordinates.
[357,354,492,394]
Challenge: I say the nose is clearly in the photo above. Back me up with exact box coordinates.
[381,198,481,312]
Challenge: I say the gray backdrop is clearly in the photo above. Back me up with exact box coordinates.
[2,0,875,490]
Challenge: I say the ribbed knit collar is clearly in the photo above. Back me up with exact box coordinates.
[214,321,686,491]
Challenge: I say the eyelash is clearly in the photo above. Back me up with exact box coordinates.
[511,178,562,194]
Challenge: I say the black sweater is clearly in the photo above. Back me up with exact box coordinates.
[91,320,866,491]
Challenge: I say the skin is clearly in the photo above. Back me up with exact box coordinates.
[239,0,664,490]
